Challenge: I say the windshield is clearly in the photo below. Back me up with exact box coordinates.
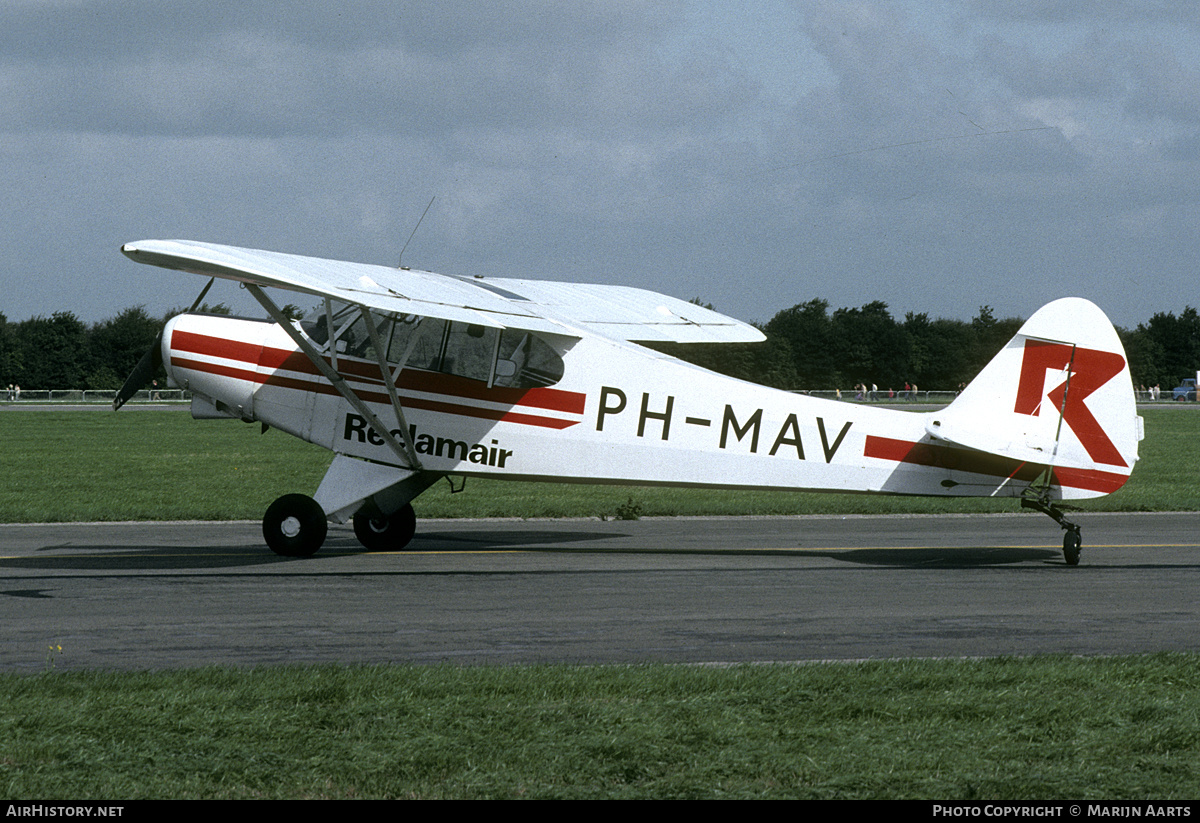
[300,302,565,388]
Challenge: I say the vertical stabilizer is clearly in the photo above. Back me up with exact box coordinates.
[926,298,1141,498]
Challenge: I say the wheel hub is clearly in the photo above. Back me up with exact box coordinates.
[281,516,301,538]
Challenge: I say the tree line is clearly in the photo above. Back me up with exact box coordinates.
[0,303,230,392]
[655,299,1200,394]
[1,299,1197,393]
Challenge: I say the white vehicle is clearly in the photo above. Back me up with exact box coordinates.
[116,240,1143,565]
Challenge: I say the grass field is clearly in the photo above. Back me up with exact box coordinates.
[3,655,1199,799]
[0,406,1196,522]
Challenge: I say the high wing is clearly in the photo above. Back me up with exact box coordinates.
[121,239,764,344]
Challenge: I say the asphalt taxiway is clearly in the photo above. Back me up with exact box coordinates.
[1,512,1198,672]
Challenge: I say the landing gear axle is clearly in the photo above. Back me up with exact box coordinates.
[1021,497,1082,566]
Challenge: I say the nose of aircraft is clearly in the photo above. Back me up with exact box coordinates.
[158,313,269,421]
[159,314,182,388]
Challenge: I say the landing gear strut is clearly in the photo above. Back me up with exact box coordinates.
[1021,496,1082,566]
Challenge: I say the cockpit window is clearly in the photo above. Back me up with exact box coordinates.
[494,328,564,387]
[300,302,565,388]
[299,307,331,346]
[301,301,361,348]
[301,301,394,360]
[386,316,442,371]
[441,323,498,383]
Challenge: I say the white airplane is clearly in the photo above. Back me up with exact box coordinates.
[115,240,1143,565]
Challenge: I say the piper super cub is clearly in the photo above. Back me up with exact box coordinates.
[115,240,1142,565]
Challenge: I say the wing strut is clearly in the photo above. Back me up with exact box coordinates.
[245,284,423,471]
[359,306,422,468]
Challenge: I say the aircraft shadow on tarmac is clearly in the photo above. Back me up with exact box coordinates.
[0,528,630,572]
[2,526,1069,572]
[816,546,1063,568]
[390,532,1066,568]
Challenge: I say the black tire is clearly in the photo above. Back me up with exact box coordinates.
[1062,529,1081,566]
[353,503,417,551]
[263,494,327,557]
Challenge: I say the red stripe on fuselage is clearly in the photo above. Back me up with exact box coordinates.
[169,329,585,429]
[171,330,263,368]
[863,435,1128,494]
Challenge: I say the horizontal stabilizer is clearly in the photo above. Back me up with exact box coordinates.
[925,416,1062,466]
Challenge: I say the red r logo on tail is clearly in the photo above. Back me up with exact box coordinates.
[1014,340,1127,467]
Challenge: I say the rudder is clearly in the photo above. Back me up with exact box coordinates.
[926,298,1141,498]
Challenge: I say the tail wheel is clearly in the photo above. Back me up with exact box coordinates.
[263,494,327,557]
[353,503,417,551]
[1062,528,1082,566]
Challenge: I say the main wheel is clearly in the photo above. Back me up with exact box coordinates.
[353,503,417,551]
[1062,528,1081,566]
[263,494,327,557]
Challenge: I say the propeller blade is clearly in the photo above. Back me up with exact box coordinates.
[112,330,164,411]
[111,277,214,411]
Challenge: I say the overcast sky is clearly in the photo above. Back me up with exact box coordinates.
[2,1,1197,330]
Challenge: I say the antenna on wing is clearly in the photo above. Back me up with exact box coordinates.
[398,196,436,270]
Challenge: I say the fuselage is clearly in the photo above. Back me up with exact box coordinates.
[161,312,1127,501]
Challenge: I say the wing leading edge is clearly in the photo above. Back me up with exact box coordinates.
[122,239,764,345]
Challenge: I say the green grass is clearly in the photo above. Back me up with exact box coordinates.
[0,411,329,522]
[3,655,1199,799]
[0,408,1195,522]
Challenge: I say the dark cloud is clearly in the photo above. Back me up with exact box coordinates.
[1,1,1197,332]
